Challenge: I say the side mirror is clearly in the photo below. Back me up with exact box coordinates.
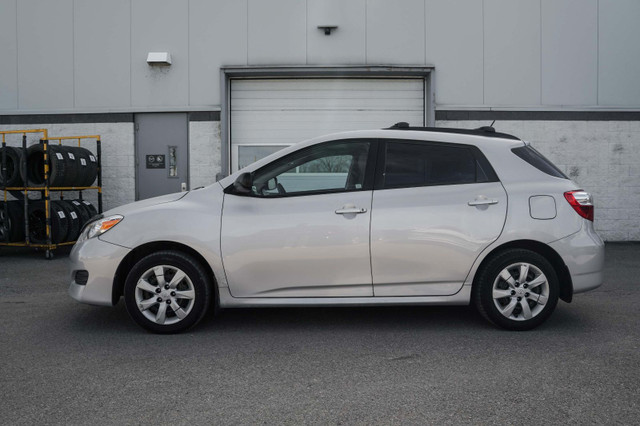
[233,172,253,194]
[266,177,278,191]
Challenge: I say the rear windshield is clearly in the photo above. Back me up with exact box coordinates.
[511,145,568,179]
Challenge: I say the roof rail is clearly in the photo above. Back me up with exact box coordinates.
[385,122,520,141]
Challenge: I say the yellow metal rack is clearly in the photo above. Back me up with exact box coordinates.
[1,130,103,258]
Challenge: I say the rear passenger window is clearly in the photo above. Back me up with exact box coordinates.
[383,142,490,189]
[512,145,568,179]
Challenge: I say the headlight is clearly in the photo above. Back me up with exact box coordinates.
[77,215,123,243]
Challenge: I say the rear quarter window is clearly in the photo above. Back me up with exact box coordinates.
[512,145,568,179]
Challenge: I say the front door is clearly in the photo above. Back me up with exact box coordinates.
[371,140,508,296]
[221,139,375,298]
[135,113,188,200]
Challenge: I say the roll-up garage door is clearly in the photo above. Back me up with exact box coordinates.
[230,78,425,171]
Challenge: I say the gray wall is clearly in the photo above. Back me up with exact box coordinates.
[1,0,639,113]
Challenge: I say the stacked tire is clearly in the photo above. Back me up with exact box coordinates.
[0,200,25,242]
[0,146,25,187]
[24,144,98,187]
[0,199,98,244]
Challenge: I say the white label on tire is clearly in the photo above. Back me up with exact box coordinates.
[68,153,75,160]
[83,201,91,206]
[57,211,65,219]
[72,201,80,206]
[80,158,87,166]
[89,155,96,162]
[56,153,64,160]
[70,211,77,219]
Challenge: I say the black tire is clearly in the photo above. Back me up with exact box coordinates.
[0,146,25,187]
[80,200,98,218]
[124,251,212,334]
[58,146,81,187]
[27,201,69,244]
[72,147,98,187]
[25,144,67,187]
[69,199,91,227]
[473,249,559,331]
[0,201,25,242]
[54,200,81,241]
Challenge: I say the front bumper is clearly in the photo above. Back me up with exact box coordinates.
[549,221,605,294]
[68,237,131,306]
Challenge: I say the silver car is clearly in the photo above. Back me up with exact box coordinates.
[69,124,604,333]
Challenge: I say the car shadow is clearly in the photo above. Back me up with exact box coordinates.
[64,299,592,337]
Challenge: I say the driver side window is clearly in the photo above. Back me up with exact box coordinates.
[251,140,371,197]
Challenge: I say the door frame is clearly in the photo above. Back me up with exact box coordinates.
[219,65,435,178]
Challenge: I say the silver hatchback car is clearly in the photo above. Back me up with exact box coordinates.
[69,124,604,333]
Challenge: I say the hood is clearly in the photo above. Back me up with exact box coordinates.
[102,191,188,217]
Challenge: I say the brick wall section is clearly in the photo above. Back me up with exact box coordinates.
[437,120,640,241]
[188,121,221,190]
[0,123,135,211]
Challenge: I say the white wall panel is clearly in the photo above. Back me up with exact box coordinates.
[598,0,640,106]
[247,0,306,65]
[190,0,247,106]
[366,0,425,65]
[307,0,365,65]
[131,0,189,107]
[484,0,541,105]
[426,0,483,106]
[17,0,74,110]
[0,0,17,109]
[230,78,424,170]
[541,0,597,106]
[74,0,130,108]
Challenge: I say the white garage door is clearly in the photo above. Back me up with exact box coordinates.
[230,78,425,171]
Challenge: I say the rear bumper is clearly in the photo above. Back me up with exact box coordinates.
[68,238,130,306]
[549,221,605,294]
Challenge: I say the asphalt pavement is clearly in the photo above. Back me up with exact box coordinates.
[0,243,638,425]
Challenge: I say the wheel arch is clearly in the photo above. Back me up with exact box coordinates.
[472,239,573,303]
[112,241,218,307]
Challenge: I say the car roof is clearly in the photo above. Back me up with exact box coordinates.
[382,122,521,141]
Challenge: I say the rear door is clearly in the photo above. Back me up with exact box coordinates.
[371,140,507,296]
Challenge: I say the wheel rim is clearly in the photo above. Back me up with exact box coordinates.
[492,262,550,321]
[134,265,196,326]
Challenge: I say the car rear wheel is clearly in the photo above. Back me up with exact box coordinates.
[474,249,559,331]
[124,251,211,334]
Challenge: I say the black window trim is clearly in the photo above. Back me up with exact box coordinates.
[226,138,379,198]
[374,138,500,191]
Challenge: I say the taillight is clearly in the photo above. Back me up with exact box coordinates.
[564,190,594,221]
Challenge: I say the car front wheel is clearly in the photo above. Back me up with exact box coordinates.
[474,249,559,331]
[124,250,211,334]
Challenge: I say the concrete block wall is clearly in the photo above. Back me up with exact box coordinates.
[0,123,135,211]
[438,120,640,241]
[188,121,221,190]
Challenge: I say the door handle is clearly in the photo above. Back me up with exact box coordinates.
[335,207,367,215]
[468,198,499,206]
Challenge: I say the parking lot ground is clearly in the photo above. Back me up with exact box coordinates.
[0,243,639,425]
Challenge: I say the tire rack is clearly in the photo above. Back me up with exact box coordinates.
[0,131,103,259]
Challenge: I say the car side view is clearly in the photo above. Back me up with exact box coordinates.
[69,123,604,333]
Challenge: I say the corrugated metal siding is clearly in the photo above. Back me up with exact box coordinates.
[230,78,424,170]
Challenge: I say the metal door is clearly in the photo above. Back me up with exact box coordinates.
[135,113,188,200]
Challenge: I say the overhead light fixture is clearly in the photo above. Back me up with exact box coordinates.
[317,25,337,36]
[147,52,172,66]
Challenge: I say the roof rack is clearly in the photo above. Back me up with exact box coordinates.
[385,122,520,141]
